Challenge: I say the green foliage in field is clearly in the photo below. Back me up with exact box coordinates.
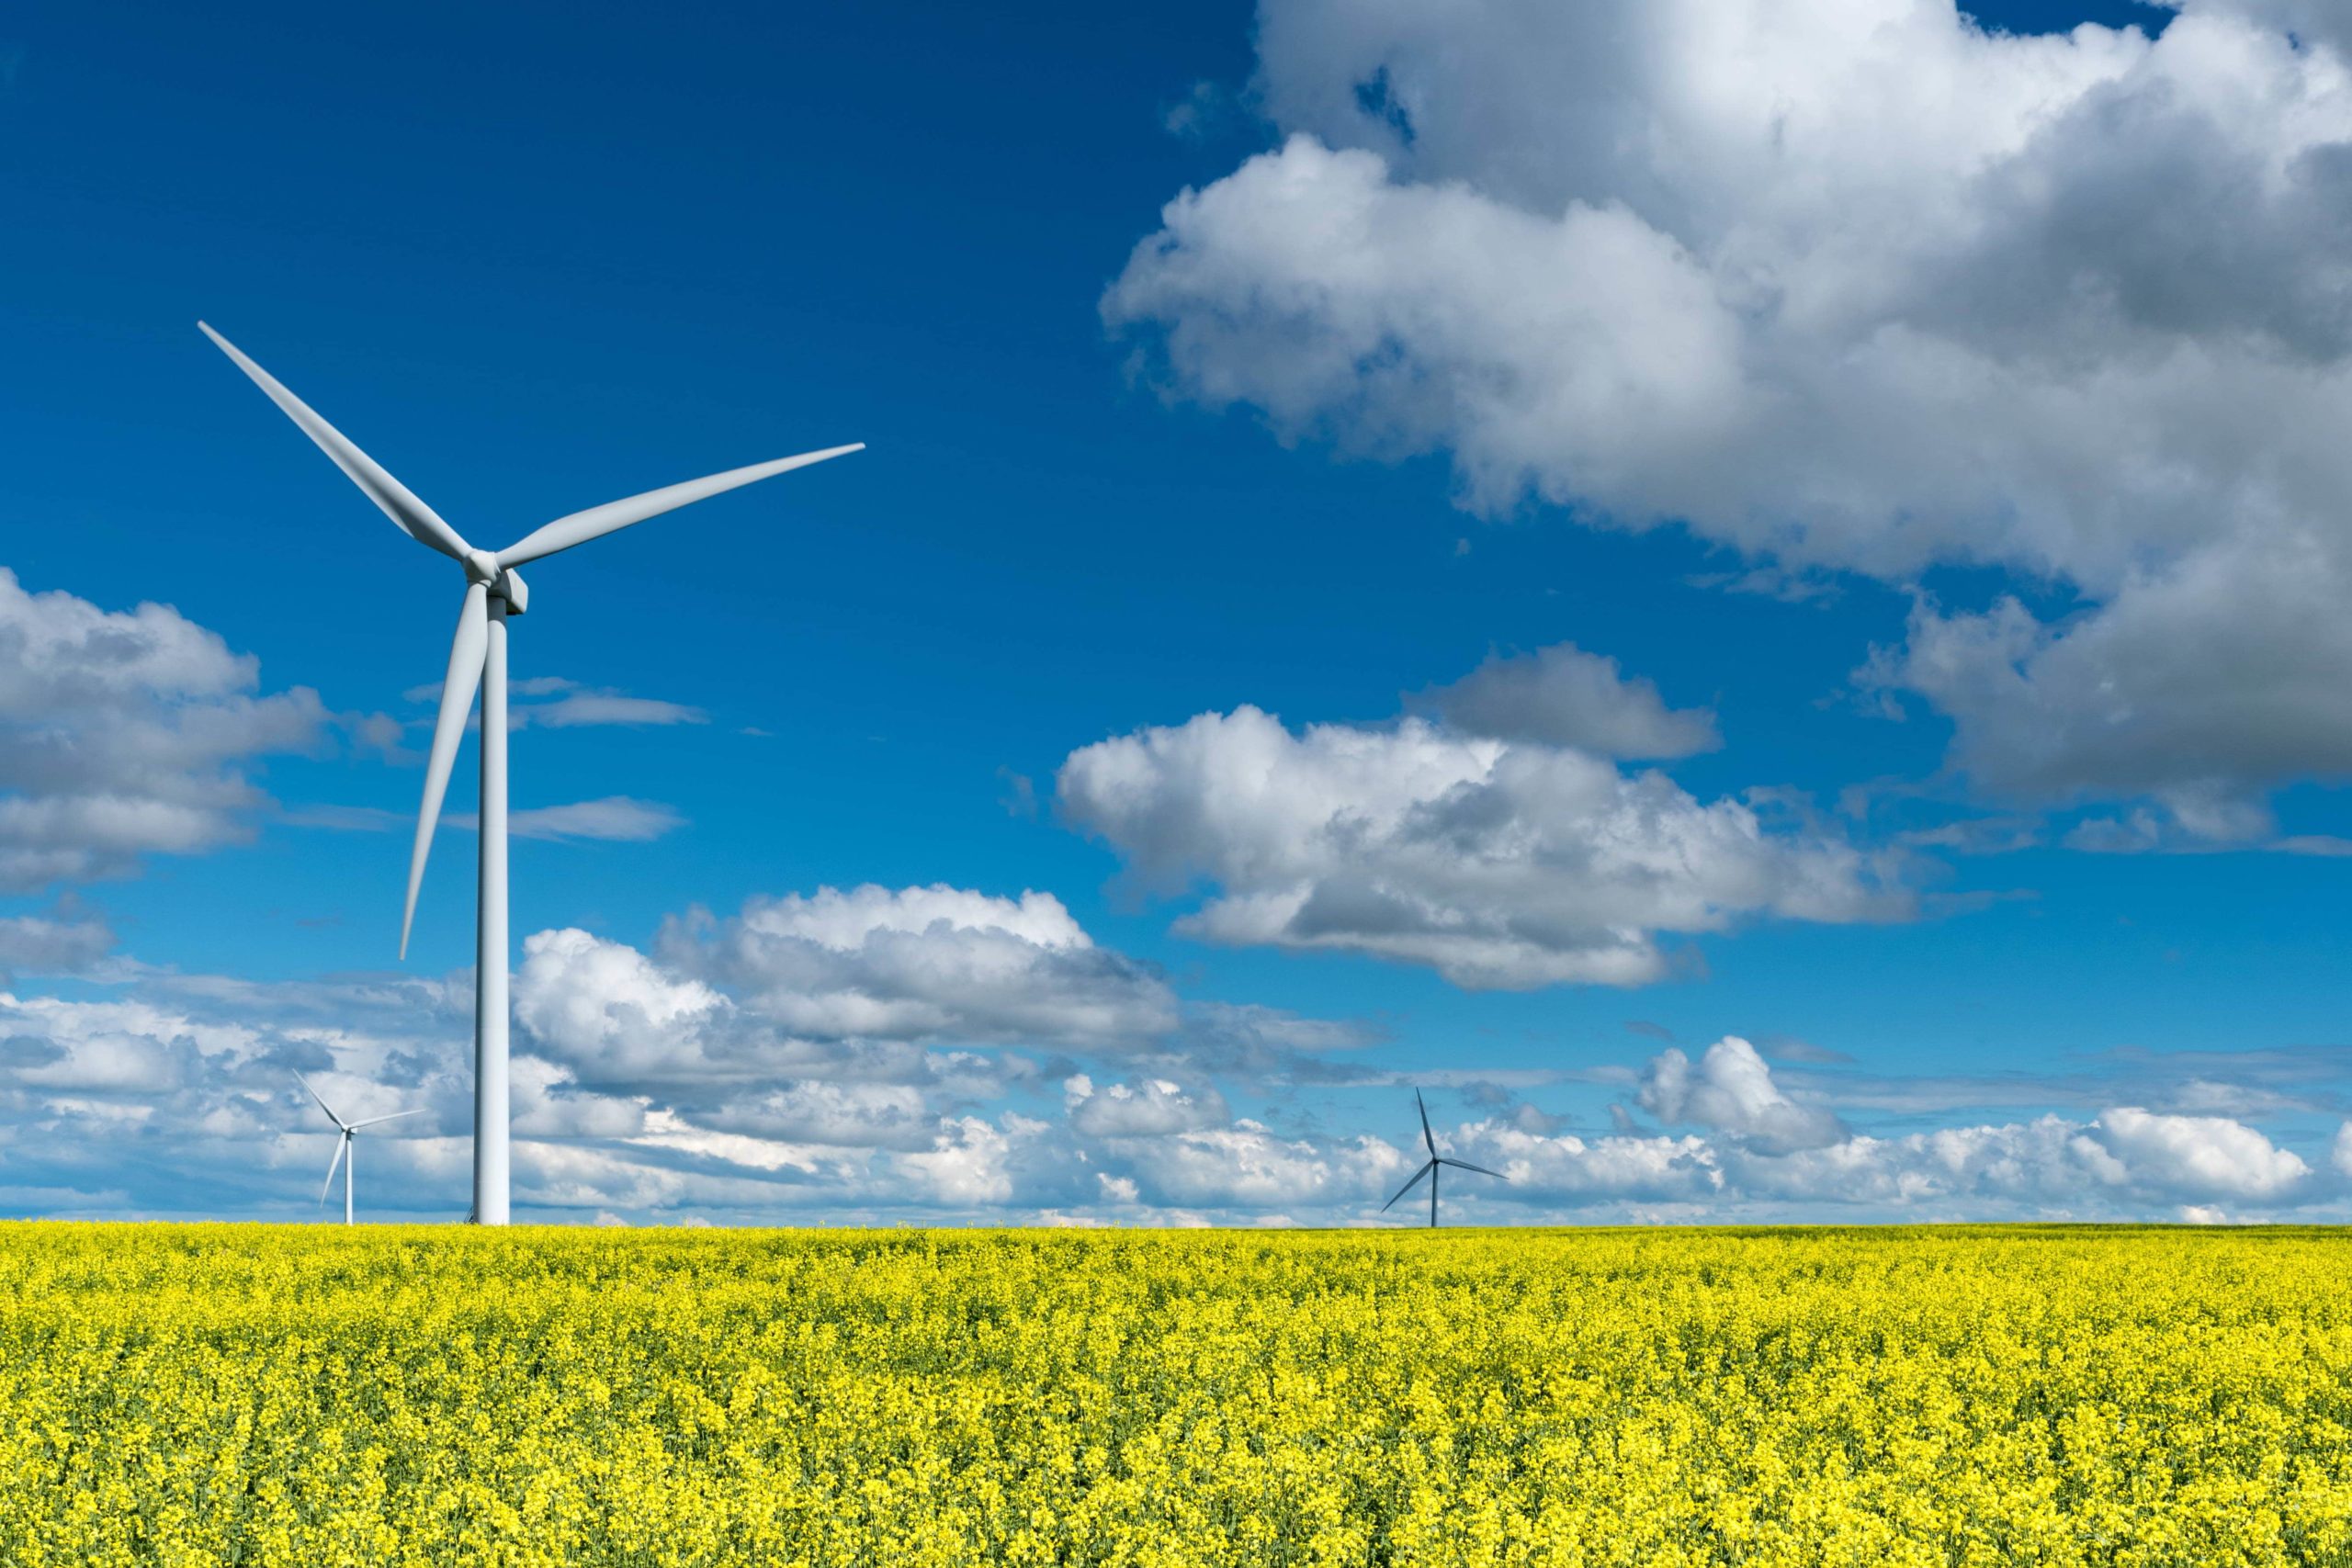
[3,1224,2350,1565]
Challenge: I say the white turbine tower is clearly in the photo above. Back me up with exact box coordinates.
[299,1073,425,1225]
[209,322,861,1225]
[1381,1089,1506,1228]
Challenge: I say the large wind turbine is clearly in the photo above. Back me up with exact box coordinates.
[1381,1089,1506,1228]
[209,322,861,1224]
[298,1073,425,1225]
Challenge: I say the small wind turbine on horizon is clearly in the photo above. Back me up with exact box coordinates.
[1382,1089,1506,1228]
[206,322,862,1225]
[299,1074,424,1225]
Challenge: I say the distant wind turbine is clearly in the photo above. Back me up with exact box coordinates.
[205,322,861,1224]
[1382,1089,1505,1228]
[298,1074,425,1225]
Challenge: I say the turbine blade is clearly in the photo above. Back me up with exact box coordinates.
[347,1108,427,1130]
[1440,1157,1506,1180]
[400,583,489,959]
[294,1072,348,1132]
[1416,1089,1435,1157]
[1380,1161,1435,1213]
[197,323,474,562]
[320,1134,348,1205]
[495,444,865,569]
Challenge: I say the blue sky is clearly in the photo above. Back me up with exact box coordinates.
[5,0,2350,1224]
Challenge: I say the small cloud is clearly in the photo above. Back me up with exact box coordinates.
[0,913,114,977]
[1899,815,2043,854]
[2066,811,2164,854]
[1163,79,1238,140]
[1453,536,1471,557]
[2274,835,2352,858]
[503,797,684,843]
[1757,1034,1854,1066]
[430,798,686,842]
[344,711,411,762]
[1684,568,1839,604]
[515,693,707,730]
[406,676,576,704]
[1406,642,1719,758]
[1624,1020,1675,1043]
[283,805,408,834]
[404,676,702,732]
[997,767,1038,819]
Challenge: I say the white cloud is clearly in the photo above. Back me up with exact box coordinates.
[1065,1074,1230,1137]
[405,676,707,732]
[2095,1105,2312,1200]
[662,884,1180,1046]
[1706,1106,2314,1211]
[1114,1123,1406,1208]
[1108,1,2352,823]
[1639,1035,1847,1151]
[1407,642,1719,758]
[0,569,328,889]
[1058,705,1904,989]
[300,797,687,843]
[514,692,707,730]
[514,928,730,1081]
[1460,1124,1723,1204]
[503,796,684,842]
[0,913,114,976]
[900,1114,1023,1205]
[0,944,2336,1224]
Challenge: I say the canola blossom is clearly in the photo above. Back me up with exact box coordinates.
[3,1224,2349,1565]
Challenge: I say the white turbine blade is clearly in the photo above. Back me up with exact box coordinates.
[1440,1157,1506,1180]
[400,582,490,959]
[198,323,474,562]
[320,1133,348,1205]
[1415,1089,1435,1157]
[347,1108,427,1130]
[294,1071,348,1132]
[1380,1161,1435,1213]
[494,444,864,569]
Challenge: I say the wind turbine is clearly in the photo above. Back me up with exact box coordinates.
[1381,1089,1505,1228]
[207,322,861,1225]
[298,1073,425,1225]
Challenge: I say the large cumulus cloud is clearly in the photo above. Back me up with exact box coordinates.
[1107,0,2352,829]
[0,569,331,890]
[1058,701,1905,989]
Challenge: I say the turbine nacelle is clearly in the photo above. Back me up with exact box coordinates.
[460,549,529,613]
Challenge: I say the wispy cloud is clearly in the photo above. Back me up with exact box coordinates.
[289,796,685,842]
[399,675,707,731]
[498,797,684,842]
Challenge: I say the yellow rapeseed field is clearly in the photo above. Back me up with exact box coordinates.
[1,1224,2348,1566]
